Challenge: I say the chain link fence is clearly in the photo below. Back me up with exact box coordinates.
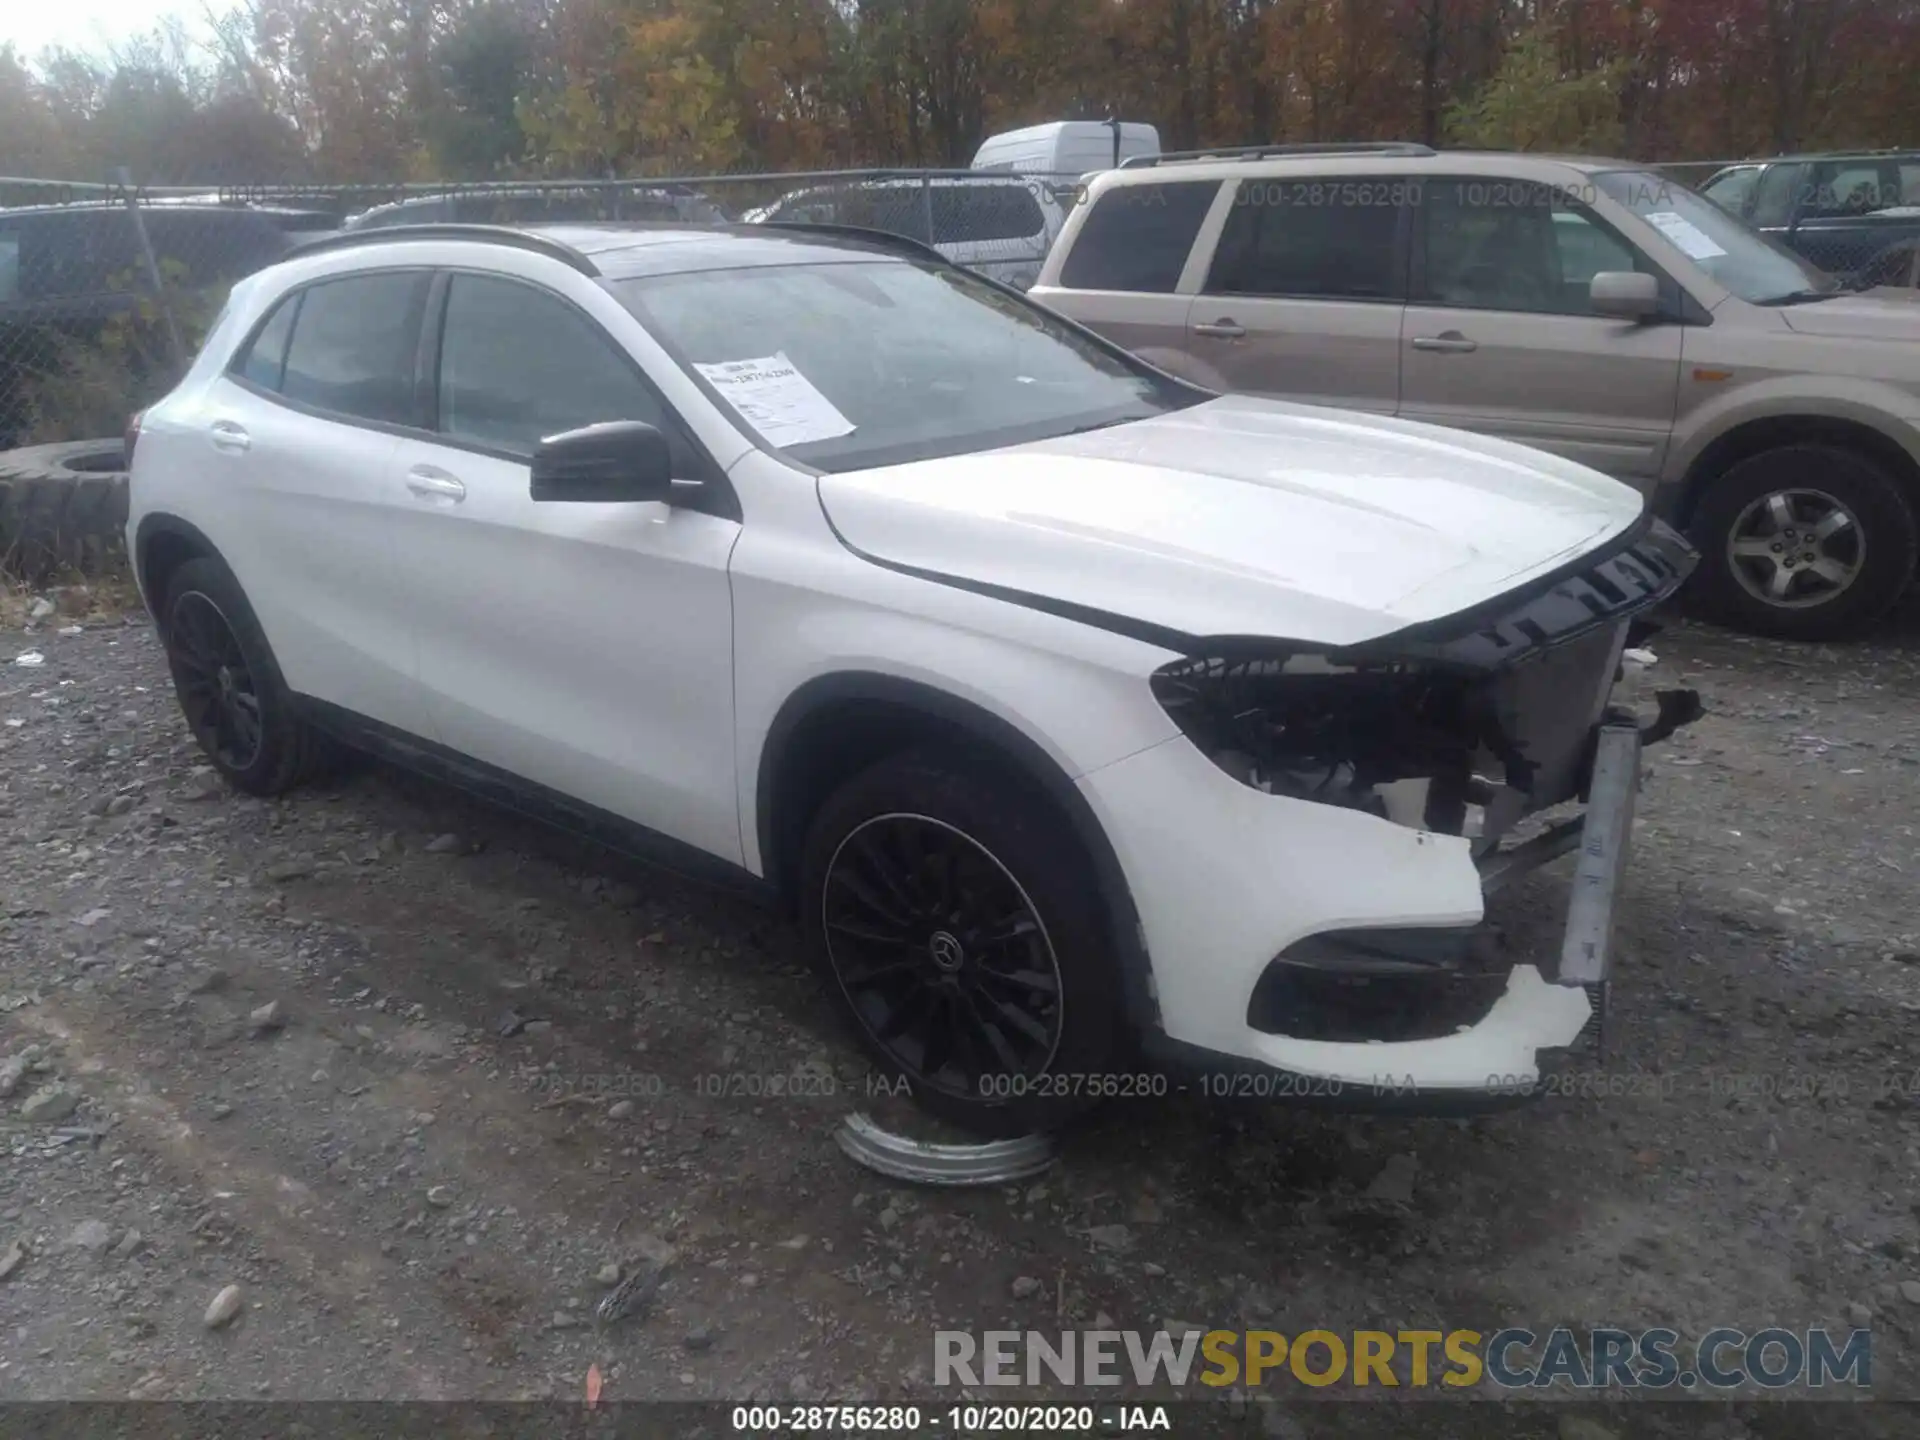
[0,168,1083,453]
[6,155,1918,456]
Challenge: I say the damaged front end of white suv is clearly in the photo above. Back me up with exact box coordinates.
[1089,518,1701,1107]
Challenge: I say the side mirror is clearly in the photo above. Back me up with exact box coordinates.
[1589,270,1662,320]
[530,421,675,504]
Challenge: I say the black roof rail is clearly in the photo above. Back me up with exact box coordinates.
[752,220,953,267]
[1121,141,1437,169]
[281,223,599,276]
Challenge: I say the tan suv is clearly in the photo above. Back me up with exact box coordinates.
[1032,143,1920,640]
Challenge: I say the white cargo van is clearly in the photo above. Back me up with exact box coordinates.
[971,121,1161,177]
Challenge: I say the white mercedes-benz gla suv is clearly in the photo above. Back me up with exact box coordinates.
[126,222,1699,1134]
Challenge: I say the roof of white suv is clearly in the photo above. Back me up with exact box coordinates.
[284,221,938,280]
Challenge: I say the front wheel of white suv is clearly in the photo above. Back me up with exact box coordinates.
[799,749,1131,1137]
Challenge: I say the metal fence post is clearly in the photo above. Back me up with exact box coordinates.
[920,170,935,244]
[117,166,186,371]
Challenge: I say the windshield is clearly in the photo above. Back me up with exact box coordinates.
[1594,170,1833,303]
[613,260,1198,471]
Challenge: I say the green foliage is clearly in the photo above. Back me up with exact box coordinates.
[426,1,536,176]
[1444,25,1626,154]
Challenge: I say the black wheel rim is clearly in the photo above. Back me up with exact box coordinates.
[165,591,264,772]
[821,813,1064,1099]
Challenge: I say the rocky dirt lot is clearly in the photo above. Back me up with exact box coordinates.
[2,588,1919,1436]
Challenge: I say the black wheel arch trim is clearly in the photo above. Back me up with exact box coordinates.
[133,512,224,625]
[756,671,1161,1031]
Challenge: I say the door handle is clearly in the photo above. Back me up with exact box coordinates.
[1411,333,1479,354]
[208,420,251,453]
[1192,318,1247,339]
[405,467,466,503]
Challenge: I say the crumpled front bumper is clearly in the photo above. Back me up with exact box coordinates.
[1080,727,1596,1107]
[1080,519,1700,1109]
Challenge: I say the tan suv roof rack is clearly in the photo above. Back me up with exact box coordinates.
[1121,141,1437,169]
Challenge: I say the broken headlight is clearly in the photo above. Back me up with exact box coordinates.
[1150,651,1523,831]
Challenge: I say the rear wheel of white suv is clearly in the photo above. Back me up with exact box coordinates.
[161,556,334,796]
[1688,444,1918,641]
[798,749,1130,1137]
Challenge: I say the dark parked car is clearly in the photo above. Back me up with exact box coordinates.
[2,203,320,445]
[1699,150,1920,288]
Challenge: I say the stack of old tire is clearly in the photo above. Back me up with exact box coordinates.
[0,439,130,582]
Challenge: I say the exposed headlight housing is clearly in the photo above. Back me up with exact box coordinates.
[1149,652,1511,830]
[1150,516,1701,839]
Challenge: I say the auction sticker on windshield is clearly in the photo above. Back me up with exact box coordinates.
[1642,210,1728,261]
[694,352,855,447]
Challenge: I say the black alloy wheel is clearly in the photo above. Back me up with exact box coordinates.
[166,588,265,772]
[821,812,1065,1100]
[799,749,1129,1136]
[157,554,334,796]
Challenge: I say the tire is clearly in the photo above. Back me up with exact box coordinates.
[160,556,333,796]
[798,748,1129,1137]
[0,439,129,478]
[0,439,131,579]
[1686,444,1918,641]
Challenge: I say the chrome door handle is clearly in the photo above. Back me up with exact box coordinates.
[1192,319,1247,339]
[1411,333,1479,354]
[209,420,251,453]
[405,468,466,503]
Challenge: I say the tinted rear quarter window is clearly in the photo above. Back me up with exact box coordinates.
[232,292,301,390]
[1207,179,1403,300]
[1059,181,1218,292]
[279,272,429,425]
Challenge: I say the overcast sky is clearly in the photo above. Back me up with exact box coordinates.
[10,3,205,62]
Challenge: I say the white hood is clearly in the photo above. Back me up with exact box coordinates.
[818,395,1646,649]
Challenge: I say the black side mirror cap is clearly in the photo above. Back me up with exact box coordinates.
[530,421,675,503]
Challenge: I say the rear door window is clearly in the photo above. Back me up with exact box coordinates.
[278,272,430,426]
[1206,179,1405,301]
[1058,181,1218,293]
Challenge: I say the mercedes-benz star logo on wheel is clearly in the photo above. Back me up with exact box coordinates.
[928,931,966,972]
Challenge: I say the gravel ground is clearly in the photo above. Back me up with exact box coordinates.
[3,590,1920,1432]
